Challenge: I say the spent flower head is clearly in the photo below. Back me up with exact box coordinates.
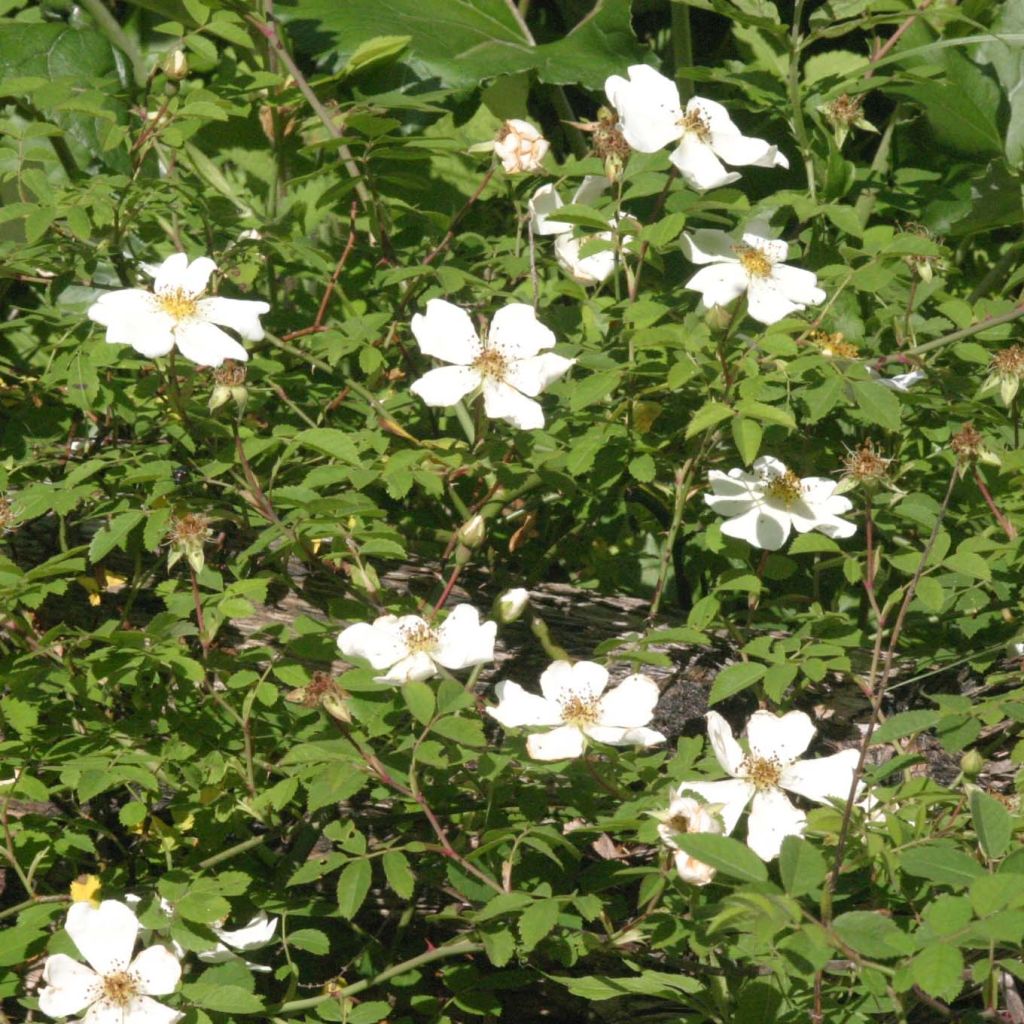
[209,360,248,413]
[981,345,1024,407]
[652,794,723,886]
[87,253,269,367]
[809,329,859,359]
[951,421,1000,472]
[0,494,15,532]
[167,513,212,574]
[838,440,892,492]
[818,93,877,148]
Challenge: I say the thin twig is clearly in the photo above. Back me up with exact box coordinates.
[313,200,359,330]
[865,0,934,78]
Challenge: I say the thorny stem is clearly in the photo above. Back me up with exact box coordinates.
[188,564,210,658]
[865,0,934,77]
[422,167,495,267]
[313,201,359,330]
[896,304,1024,360]
[273,938,484,1013]
[863,491,882,622]
[628,168,677,301]
[0,893,69,922]
[196,834,266,870]
[648,464,689,621]
[433,564,463,615]
[972,466,1018,540]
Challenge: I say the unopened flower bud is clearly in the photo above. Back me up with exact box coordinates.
[457,514,486,550]
[495,587,529,624]
[703,303,735,333]
[493,119,549,175]
[960,749,984,778]
[163,49,188,81]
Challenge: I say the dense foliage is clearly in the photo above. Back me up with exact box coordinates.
[2,0,1024,1021]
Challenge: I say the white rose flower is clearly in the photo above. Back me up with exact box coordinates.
[867,366,926,392]
[604,65,788,191]
[38,899,182,1024]
[338,604,497,684]
[495,587,530,624]
[487,660,666,761]
[680,710,862,861]
[87,253,269,367]
[682,228,825,325]
[652,794,723,885]
[409,299,574,430]
[704,455,855,551]
[493,118,549,174]
[528,176,627,285]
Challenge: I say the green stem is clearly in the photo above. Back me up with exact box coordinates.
[648,463,689,620]
[196,834,266,870]
[79,0,148,88]
[273,939,483,1014]
[671,1,694,104]
[787,0,816,201]
[900,303,1024,358]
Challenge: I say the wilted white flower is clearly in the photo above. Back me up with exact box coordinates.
[493,119,549,174]
[87,253,269,367]
[409,299,574,430]
[704,455,855,551]
[980,345,1024,406]
[652,794,723,885]
[495,587,530,624]
[338,604,496,684]
[679,710,862,860]
[604,65,787,191]
[867,366,926,392]
[529,176,627,285]
[38,899,182,1024]
[487,660,665,761]
[682,229,825,325]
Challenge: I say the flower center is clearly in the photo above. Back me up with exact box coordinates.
[157,287,199,321]
[402,623,438,654]
[741,755,782,791]
[559,693,600,728]
[472,347,509,382]
[762,469,803,507]
[101,970,138,1007]
[666,811,698,834]
[679,108,711,142]
[736,245,774,279]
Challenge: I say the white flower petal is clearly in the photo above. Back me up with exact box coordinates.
[196,297,270,341]
[753,455,788,476]
[670,134,740,191]
[377,650,437,684]
[747,709,815,764]
[746,788,806,860]
[742,235,788,263]
[680,230,739,266]
[211,912,277,951]
[571,175,610,207]
[481,379,545,429]
[674,851,717,885]
[540,659,609,705]
[130,945,181,996]
[435,604,496,669]
[705,710,746,776]
[488,680,563,728]
[411,299,481,365]
[66,899,139,975]
[410,365,481,407]
[87,289,157,327]
[338,618,404,670]
[596,673,659,728]
[554,233,618,284]
[526,723,586,760]
[746,277,805,325]
[719,505,790,550]
[107,316,176,358]
[156,254,216,297]
[584,724,666,747]
[780,748,861,806]
[605,65,682,152]
[772,263,825,305]
[504,352,574,397]
[709,130,778,168]
[173,321,249,367]
[676,778,755,836]
[39,954,99,1018]
[528,184,567,236]
[488,303,556,359]
[150,253,190,292]
[107,995,183,1024]
[684,263,748,309]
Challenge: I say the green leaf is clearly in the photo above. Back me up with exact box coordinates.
[382,850,415,899]
[402,680,436,725]
[910,944,964,1003]
[181,983,265,1014]
[851,380,901,431]
[901,841,985,887]
[293,427,361,463]
[871,709,940,745]
[708,662,766,705]
[628,453,656,483]
[735,398,796,430]
[943,550,992,581]
[288,928,330,954]
[88,510,144,564]
[731,416,762,465]
[176,891,231,924]
[551,971,702,1001]
[832,911,914,958]
[979,0,1024,165]
[671,833,769,883]
[518,898,560,952]
[779,836,827,897]
[337,859,372,919]
[971,789,1012,860]
[685,400,734,439]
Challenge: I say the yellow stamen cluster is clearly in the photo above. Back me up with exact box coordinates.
[402,623,438,653]
[763,469,803,506]
[809,330,859,359]
[157,288,199,321]
[679,108,711,142]
[742,755,782,792]
[101,971,138,1007]
[736,245,774,279]
[560,693,601,728]
[473,347,509,382]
